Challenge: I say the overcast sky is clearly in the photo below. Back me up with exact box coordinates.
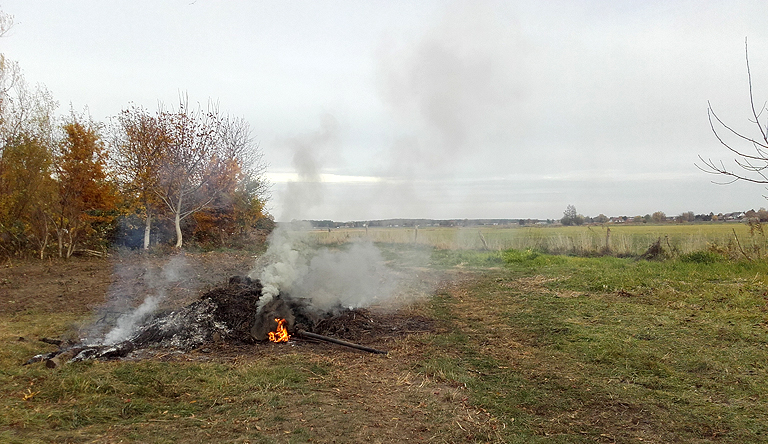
[3,1,768,221]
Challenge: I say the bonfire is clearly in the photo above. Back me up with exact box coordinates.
[24,275,422,368]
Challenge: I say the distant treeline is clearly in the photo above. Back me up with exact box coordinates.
[309,219,550,228]
[307,209,768,230]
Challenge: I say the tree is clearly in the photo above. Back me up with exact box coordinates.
[0,10,59,258]
[203,114,269,242]
[0,53,56,148]
[651,211,666,223]
[676,211,695,223]
[110,105,165,249]
[594,213,609,224]
[0,10,16,133]
[0,9,57,160]
[53,115,117,257]
[151,99,215,248]
[561,205,585,226]
[0,9,11,38]
[561,205,577,226]
[0,134,56,258]
[191,154,268,246]
[0,74,58,257]
[699,39,768,192]
[108,97,268,249]
[154,98,266,248]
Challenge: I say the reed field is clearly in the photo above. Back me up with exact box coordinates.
[313,222,768,258]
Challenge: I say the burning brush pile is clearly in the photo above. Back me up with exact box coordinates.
[26,275,433,367]
[26,227,434,367]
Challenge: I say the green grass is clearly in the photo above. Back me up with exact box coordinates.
[0,353,322,443]
[4,245,768,442]
[416,250,768,442]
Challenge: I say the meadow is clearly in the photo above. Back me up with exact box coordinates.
[1,223,767,443]
[314,222,767,258]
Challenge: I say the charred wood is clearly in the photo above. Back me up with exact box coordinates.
[296,330,388,354]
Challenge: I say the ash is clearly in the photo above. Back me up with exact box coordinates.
[130,298,232,350]
[130,275,263,349]
[26,276,264,366]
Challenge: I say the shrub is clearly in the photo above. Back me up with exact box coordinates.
[679,250,724,264]
[503,249,540,263]
[503,249,567,267]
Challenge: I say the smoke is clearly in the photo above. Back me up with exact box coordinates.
[255,111,401,316]
[378,3,530,163]
[94,254,189,345]
[360,2,533,218]
[249,222,402,341]
[102,295,160,344]
[252,221,399,312]
[251,5,526,323]
[253,221,312,312]
[291,240,397,312]
[279,114,340,221]
[251,110,403,318]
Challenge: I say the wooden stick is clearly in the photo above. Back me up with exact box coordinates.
[733,228,752,261]
[296,330,388,355]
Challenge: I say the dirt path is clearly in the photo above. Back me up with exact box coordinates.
[0,251,257,316]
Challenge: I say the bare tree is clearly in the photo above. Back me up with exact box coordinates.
[110,105,164,249]
[0,9,12,37]
[154,97,265,248]
[154,99,215,248]
[699,39,768,192]
[0,10,16,127]
[109,96,268,250]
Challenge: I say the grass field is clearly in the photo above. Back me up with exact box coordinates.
[314,222,767,258]
[421,248,768,442]
[2,230,768,442]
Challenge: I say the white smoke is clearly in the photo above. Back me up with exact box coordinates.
[99,255,188,345]
[292,240,397,312]
[102,295,160,344]
[253,221,312,312]
[279,114,340,221]
[253,111,403,314]
[250,222,400,314]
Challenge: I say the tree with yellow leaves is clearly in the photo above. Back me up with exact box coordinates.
[53,114,117,257]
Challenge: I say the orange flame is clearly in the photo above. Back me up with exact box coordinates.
[268,318,290,343]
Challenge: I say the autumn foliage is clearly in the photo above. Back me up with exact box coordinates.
[0,23,270,258]
[53,117,118,257]
[111,99,270,250]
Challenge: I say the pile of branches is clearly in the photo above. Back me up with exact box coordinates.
[24,276,430,367]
